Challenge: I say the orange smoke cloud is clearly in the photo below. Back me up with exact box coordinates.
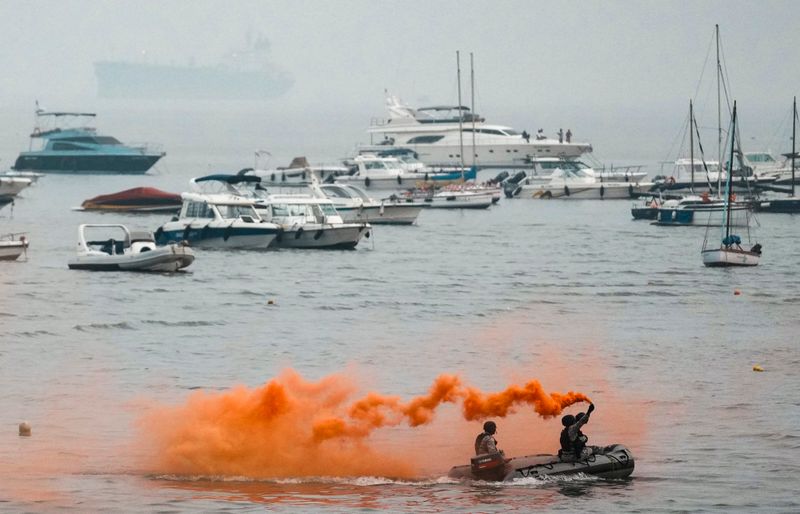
[137,370,589,479]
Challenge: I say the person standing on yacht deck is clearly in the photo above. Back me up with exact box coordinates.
[558,128,564,143]
[566,129,572,143]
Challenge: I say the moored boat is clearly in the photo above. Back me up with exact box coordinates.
[447,444,634,482]
[12,108,164,175]
[0,233,29,261]
[67,224,193,271]
[80,187,182,213]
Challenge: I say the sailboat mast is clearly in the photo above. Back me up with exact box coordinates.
[690,99,695,193]
[725,101,737,241]
[456,51,464,168]
[470,52,476,169]
[716,24,722,190]
[793,96,797,197]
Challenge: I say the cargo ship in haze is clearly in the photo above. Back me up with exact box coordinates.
[94,36,293,100]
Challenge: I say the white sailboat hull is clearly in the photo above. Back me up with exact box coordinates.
[701,248,760,267]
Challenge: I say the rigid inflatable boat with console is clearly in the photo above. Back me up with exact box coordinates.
[447,443,634,481]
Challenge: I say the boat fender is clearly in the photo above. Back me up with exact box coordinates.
[600,184,605,198]
[365,230,370,239]
[313,229,324,240]
[302,171,306,180]
[154,226,164,243]
[223,224,234,242]
[424,172,429,182]
[397,175,402,185]
[365,177,371,187]
[294,227,304,239]
[281,172,286,182]
[628,184,634,198]
[271,173,276,182]
[564,185,570,197]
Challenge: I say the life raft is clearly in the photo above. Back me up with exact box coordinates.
[448,443,634,482]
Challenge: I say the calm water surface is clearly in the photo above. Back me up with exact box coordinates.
[1,167,799,512]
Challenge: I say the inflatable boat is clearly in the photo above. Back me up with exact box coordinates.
[447,444,634,482]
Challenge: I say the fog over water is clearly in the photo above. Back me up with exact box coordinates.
[1,0,798,167]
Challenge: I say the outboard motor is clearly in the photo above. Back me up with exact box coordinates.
[470,452,508,481]
[488,170,510,185]
[503,171,527,198]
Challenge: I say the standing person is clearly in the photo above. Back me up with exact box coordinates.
[522,130,530,143]
[475,421,502,455]
[558,128,564,143]
[566,129,572,143]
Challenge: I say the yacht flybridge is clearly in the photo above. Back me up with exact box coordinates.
[361,94,592,168]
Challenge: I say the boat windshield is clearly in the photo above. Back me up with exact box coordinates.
[319,203,338,216]
[321,185,352,199]
[217,204,259,219]
[539,160,589,171]
[746,153,775,163]
[271,203,311,217]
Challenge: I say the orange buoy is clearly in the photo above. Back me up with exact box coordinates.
[753,365,764,372]
[734,289,741,296]
[19,422,31,437]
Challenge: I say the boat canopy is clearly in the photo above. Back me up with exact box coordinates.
[194,174,262,185]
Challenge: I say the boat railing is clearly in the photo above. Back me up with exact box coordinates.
[369,117,389,127]
[594,164,646,176]
[1,232,28,241]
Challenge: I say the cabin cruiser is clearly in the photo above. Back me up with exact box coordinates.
[187,174,371,249]
[68,224,193,271]
[361,94,592,168]
[249,156,350,186]
[516,166,651,199]
[651,193,751,226]
[515,158,647,184]
[317,183,427,225]
[653,158,776,193]
[155,187,280,249]
[334,155,475,191]
[448,444,634,482]
[12,108,164,174]
[0,233,29,261]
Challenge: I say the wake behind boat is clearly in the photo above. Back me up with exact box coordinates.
[68,224,194,271]
[448,444,635,482]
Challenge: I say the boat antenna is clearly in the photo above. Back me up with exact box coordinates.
[470,52,476,171]
[690,99,695,194]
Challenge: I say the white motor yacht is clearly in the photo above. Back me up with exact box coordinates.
[361,94,592,168]
[318,183,427,225]
[334,155,475,191]
[68,224,193,271]
[518,166,651,199]
[254,193,371,249]
[155,188,280,250]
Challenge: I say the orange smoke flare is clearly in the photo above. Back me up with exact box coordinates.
[137,370,590,478]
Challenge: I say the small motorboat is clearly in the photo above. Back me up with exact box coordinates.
[0,233,29,261]
[68,224,194,271]
[447,444,634,482]
[80,187,182,213]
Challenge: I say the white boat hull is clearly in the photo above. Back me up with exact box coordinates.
[522,182,649,199]
[425,190,494,209]
[156,220,279,250]
[336,203,425,225]
[270,224,370,249]
[0,240,28,261]
[701,248,760,267]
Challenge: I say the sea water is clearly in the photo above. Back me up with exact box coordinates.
[1,107,799,512]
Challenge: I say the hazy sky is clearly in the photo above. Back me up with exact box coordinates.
[1,0,798,165]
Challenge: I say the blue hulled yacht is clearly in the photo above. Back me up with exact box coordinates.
[12,109,165,174]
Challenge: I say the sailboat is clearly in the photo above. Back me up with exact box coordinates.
[701,101,762,267]
[755,96,800,213]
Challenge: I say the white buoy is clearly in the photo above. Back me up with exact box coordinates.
[19,421,31,437]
